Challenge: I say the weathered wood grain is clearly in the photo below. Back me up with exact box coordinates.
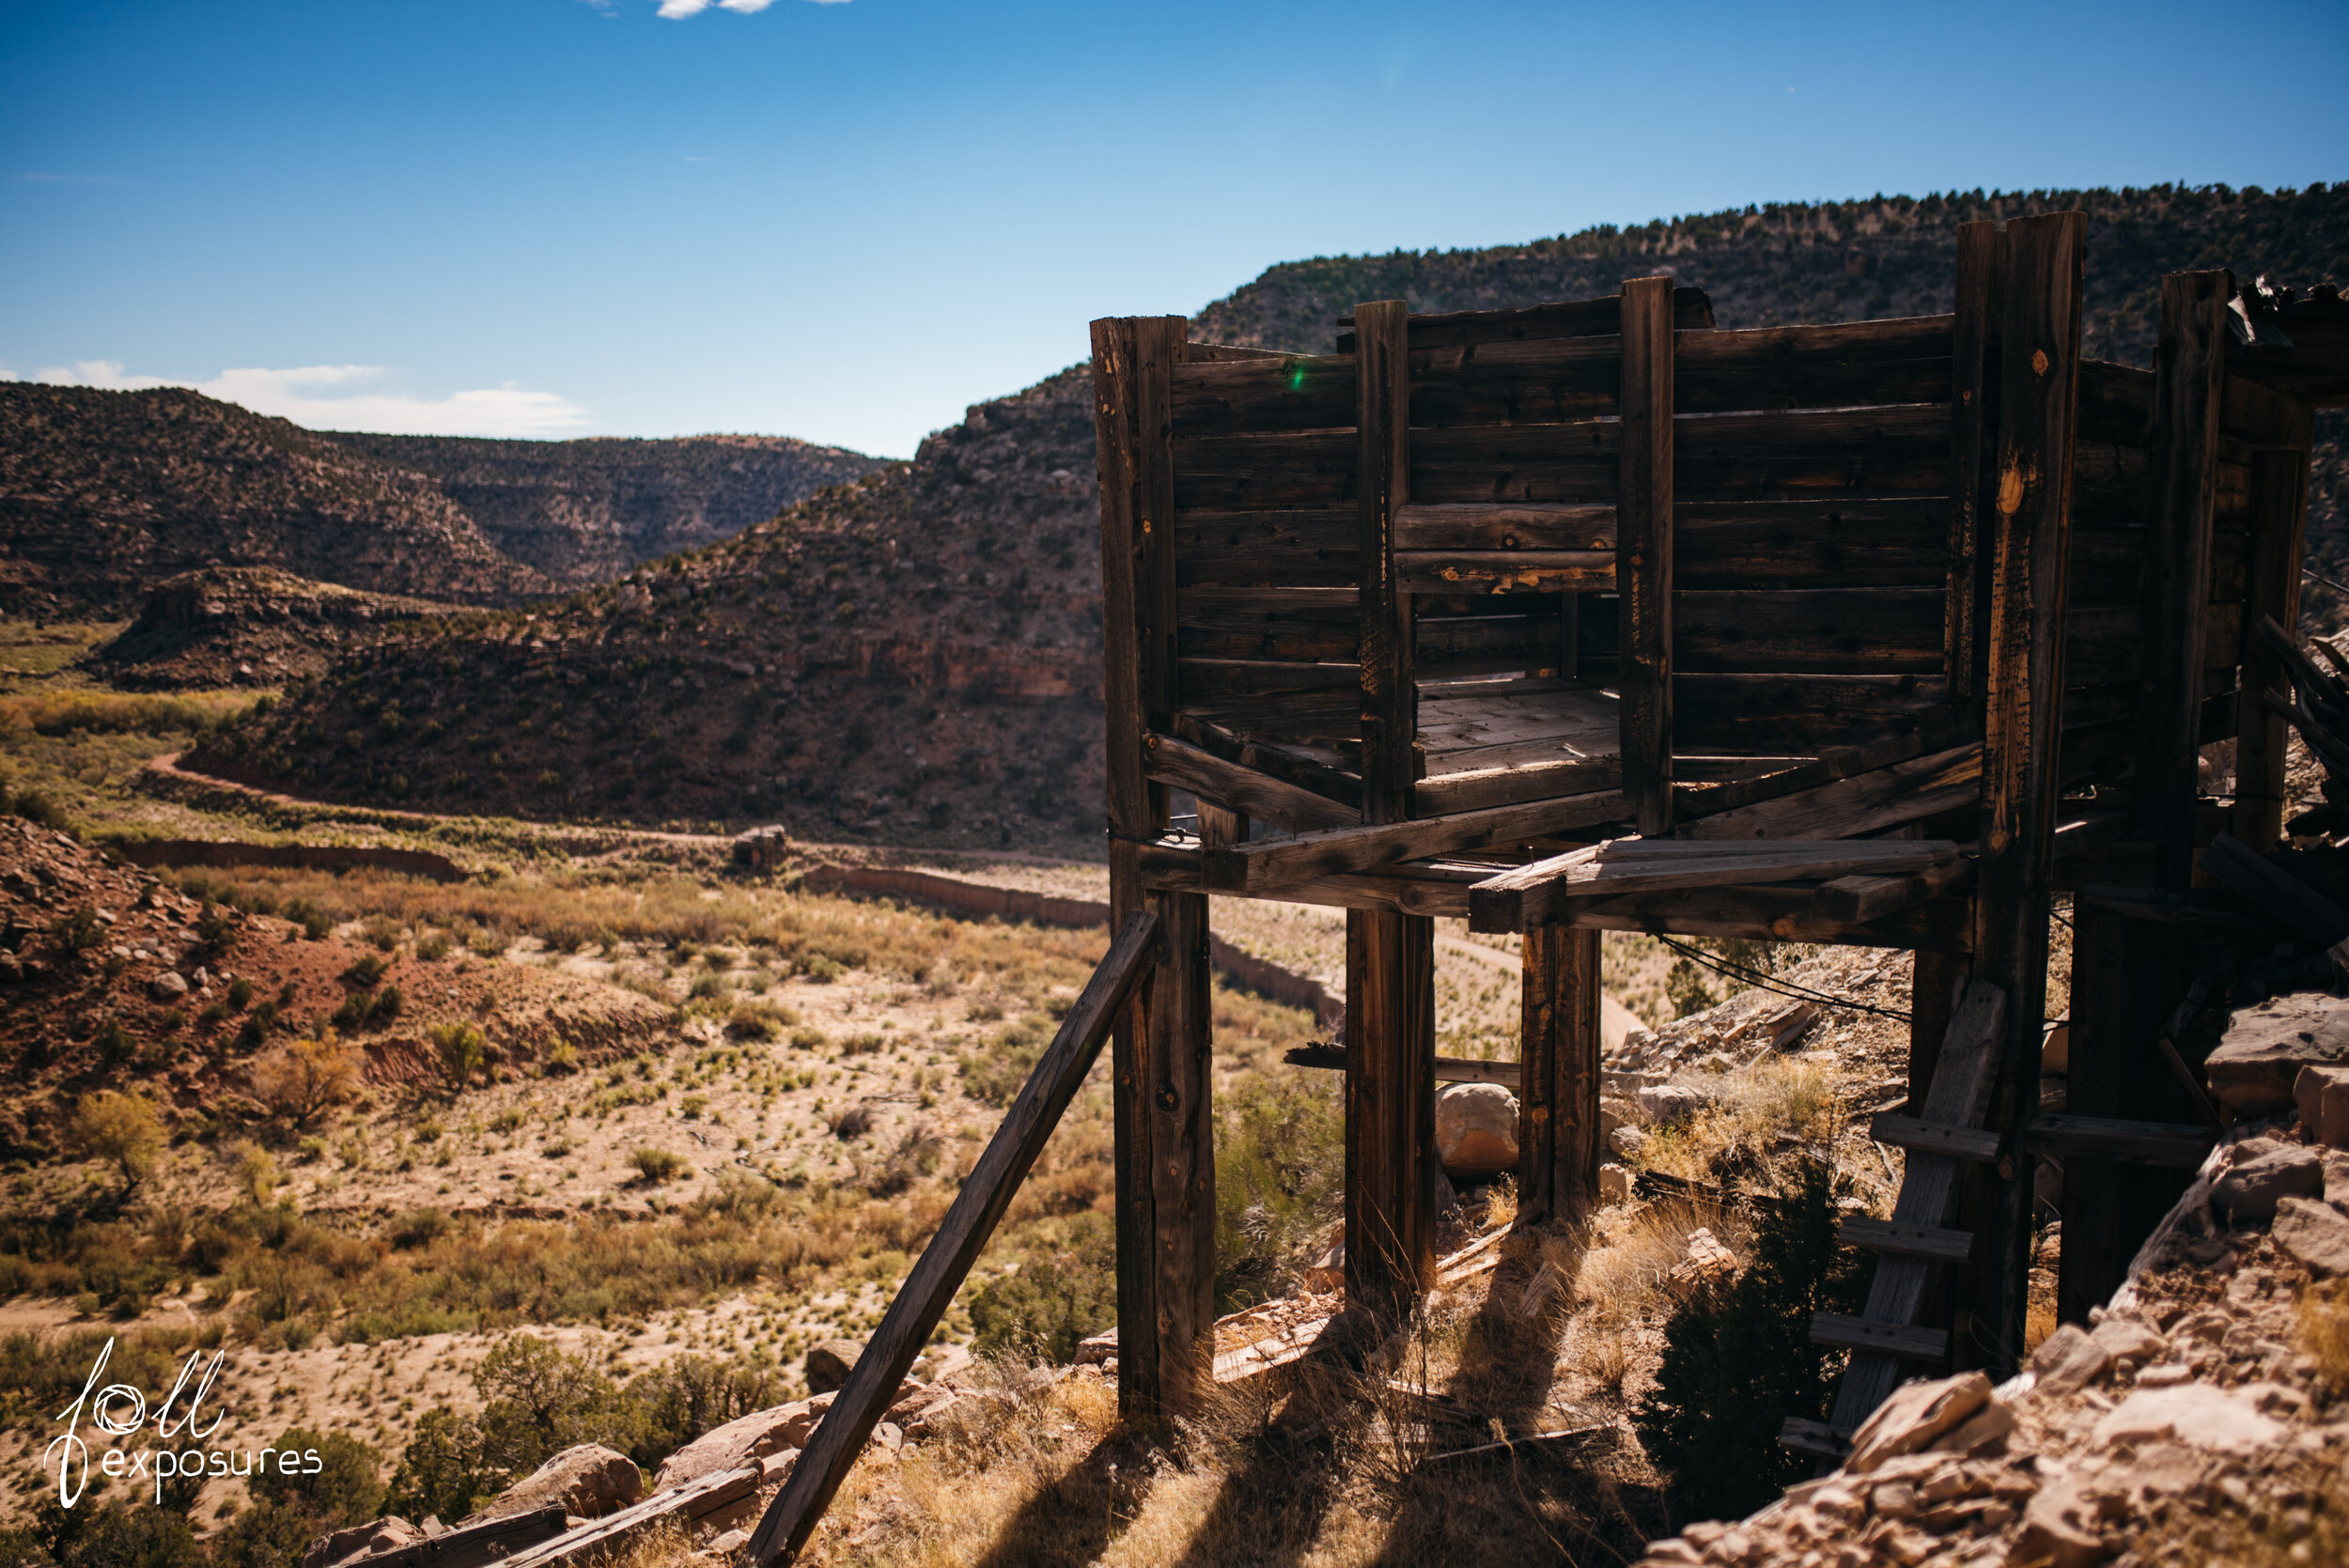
[1333,286,1712,352]
[1346,909,1436,1317]
[2235,417,2317,849]
[1356,300,1414,827]
[1674,674,1950,755]
[1620,276,1677,835]
[1838,1217,1974,1265]
[1170,353,1354,437]
[1143,733,1360,832]
[1672,586,1945,674]
[1678,498,1947,590]
[1202,789,1629,893]
[1679,742,1982,841]
[1672,315,1953,413]
[1468,838,1957,933]
[1174,429,1358,512]
[1174,508,1358,588]
[1518,924,1601,1226]
[1174,586,1360,662]
[1393,501,1616,551]
[1398,550,1616,595]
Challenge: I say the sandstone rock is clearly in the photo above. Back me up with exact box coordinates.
[2297,1064,2349,1146]
[1435,1082,1520,1176]
[148,970,188,1000]
[1845,1372,1992,1474]
[2205,993,2349,1113]
[1610,1126,1649,1160]
[1598,1097,1631,1140]
[2212,1144,2324,1222]
[709,1529,750,1558]
[2090,1315,2167,1364]
[474,1444,641,1524]
[2029,1323,2111,1397]
[2016,1474,2109,1568]
[2326,1148,2349,1213]
[2091,1384,2285,1456]
[1636,1083,1709,1126]
[804,1338,863,1393]
[652,1398,827,1491]
[302,1516,419,1568]
[1599,1163,1633,1204]
[0,951,21,985]
[1932,1397,2016,1456]
[2276,1195,2349,1275]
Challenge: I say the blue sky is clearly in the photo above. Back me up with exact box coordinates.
[4,1,2343,457]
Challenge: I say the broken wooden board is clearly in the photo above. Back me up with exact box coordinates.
[505,1469,759,1568]
[1200,788,1629,893]
[347,1508,570,1568]
[1468,837,1958,933]
[1678,742,1982,841]
[1143,731,1359,832]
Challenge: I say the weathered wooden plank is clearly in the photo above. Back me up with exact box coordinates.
[1177,658,1359,701]
[1468,838,1957,934]
[1563,880,1974,953]
[1398,549,1615,595]
[1408,334,1618,427]
[1969,210,2086,1378]
[1674,674,1951,755]
[1677,498,1947,590]
[1676,404,1952,499]
[1357,300,1413,827]
[1679,742,1982,841]
[2077,358,2157,448]
[746,912,1163,1562]
[2071,440,2155,526]
[1673,586,1945,674]
[1169,353,1353,437]
[1947,221,1999,720]
[358,1508,568,1568]
[1672,733,1929,819]
[1620,275,1677,836]
[2201,831,2349,948]
[1672,315,1953,413]
[1333,286,1712,352]
[1811,1313,1950,1362]
[1410,418,1621,505]
[2067,528,2147,607]
[1394,501,1616,551]
[1416,611,1567,673]
[2134,272,2232,891]
[1817,854,1976,923]
[2236,419,2317,849]
[1839,1216,1974,1265]
[1412,755,1623,815]
[1174,586,1360,663]
[1143,733,1360,832]
[1173,429,1358,512]
[1202,789,1629,894]
[1145,890,1214,1416]
[1283,1043,1525,1087]
[1868,1111,2002,1161]
[1137,320,1185,733]
[518,1474,755,1568]
[2024,1114,2216,1168]
[1346,909,1436,1317]
[1518,924,1601,1226]
[2220,371,2303,448]
[1174,508,1359,588]
[1779,1418,1854,1459]
[1185,341,1286,363]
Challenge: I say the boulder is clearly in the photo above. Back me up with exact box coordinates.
[652,1398,827,1491]
[148,970,188,1001]
[2091,1384,2284,1456]
[2211,1143,2324,1223]
[1435,1082,1519,1176]
[2276,1196,2349,1275]
[804,1338,863,1393]
[1610,1126,1649,1160]
[473,1444,641,1524]
[1844,1372,1991,1474]
[2028,1323,2112,1397]
[302,1517,419,1568]
[2325,1148,2349,1213]
[1598,1163,1633,1204]
[2204,993,2349,1113]
[2016,1475,2109,1568]
[1636,1083,1710,1126]
[2297,1064,2349,1146]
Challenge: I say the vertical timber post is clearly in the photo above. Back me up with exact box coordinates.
[2237,407,2318,849]
[1090,315,1212,1420]
[2134,271,2233,891]
[1517,924,1601,1228]
[1967,212,2083,1376]
[1945,220,1998,730]
[1619,276,1676,837]
[1346,300,1436,1320]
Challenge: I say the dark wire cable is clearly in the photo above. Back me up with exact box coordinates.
[1652,934,1917,1024]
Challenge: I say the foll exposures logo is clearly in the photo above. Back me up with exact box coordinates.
[44,1336,322,1506]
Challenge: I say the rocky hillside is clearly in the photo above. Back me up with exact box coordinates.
[0,386,553,617]
[322,431,884,589]
[94,567,460,691]
[193,184,2349,841]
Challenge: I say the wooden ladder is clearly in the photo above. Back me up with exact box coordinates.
[1781,979,2007,1461]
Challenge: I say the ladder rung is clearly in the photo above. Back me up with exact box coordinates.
[1810,1312,1949,1362]
[1869,1112,2001,1161]
[1777,1416,1852,1458]
[1838,1215,1974,1264]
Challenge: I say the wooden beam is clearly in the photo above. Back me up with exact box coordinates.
[1619,274,1677,836]
[1944,221,1998,724]
[1200,788,1628,894]
[1969,211,2085,1378]
[1868,1112,2002,1162]
[1518,924,1600,1227]
[2134,272,2233,890]
[1283,1045,1522,1088]
[1810,1312,1950,1363]
[2201,831,2349,948]
[2236,414,2318,850]
[1778,1418,1852,1460]
[1138,318,1186,734]
[1817,855,1975,924]
[746,912,1162,1564]
[359,1508,568,1568]
[1356,299,1414,827]
[1671,733,1930,820]
[1839,1217,1975,1265]
[1906,952,1968,1126]
[1143,889,1214,1416]
[1677,743,1983,842]
[1396,550,1614,594]
[1393,502,1616,551]
[1143,732,1358,833]
[1468,838,1958,934]
[1346,909,1436,1319]
[2025,1115,2217,1168]
[1411,755,1622,816]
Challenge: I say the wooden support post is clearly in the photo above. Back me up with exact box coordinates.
[1619,276,1677,836]
[1356,300,1415,827]
[1346,909,1436,1320]
[1517,924,1601,1227]
[2236,412,2318,849]
[1967,212,2084,1377]
[745,914,1163,1566]
[1945,221,1998,729]
[1143,886,1214,1414]
[1560,590,1580,681]
[1089,315,1198,1421]
[2134,272,2232,891]
[1907,950,1968,1111]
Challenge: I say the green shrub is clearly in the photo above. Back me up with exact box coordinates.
[430,1022,487,1092]
[386,1406,488,1525]
[250,1426,384,1529]
[969,1214,1115,1366]
[1634,1158,1868,1520]
[1213,1069,1344,1310]
[342,954,390,988]
[630,1147,687,1184]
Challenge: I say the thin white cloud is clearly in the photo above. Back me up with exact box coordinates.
[25,361,591,439]
[656,0,847,16]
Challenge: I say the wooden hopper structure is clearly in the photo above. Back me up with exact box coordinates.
[745,213,2346,1559]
